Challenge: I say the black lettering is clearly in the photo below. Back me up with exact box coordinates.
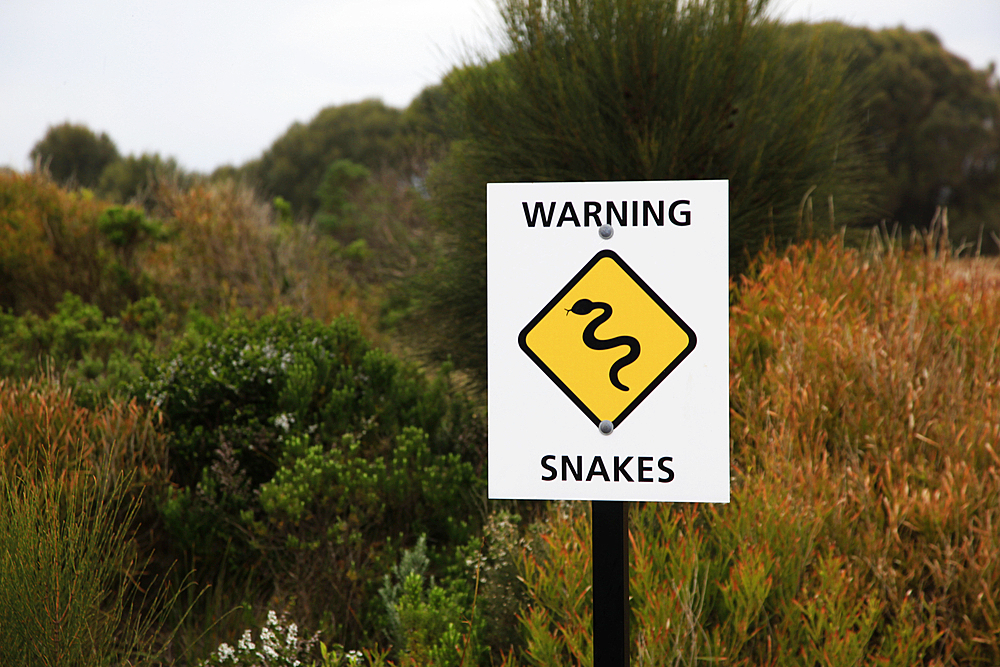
[607,201,627,226]
[541,455,557,481]
[658,457,675,483]
[669,200,691,226]
[586,456,610,482]
[584,201,601,227]
[632,200,638,226]
[643,200,664,226]
[562,455,583,481]
[638,456,654,482]
[523,201,557,228]
[557,202,581,227]
[614,456,634,482]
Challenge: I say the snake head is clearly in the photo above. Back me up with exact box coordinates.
[568,299,595,315]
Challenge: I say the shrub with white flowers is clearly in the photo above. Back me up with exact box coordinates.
[199,611,320,667]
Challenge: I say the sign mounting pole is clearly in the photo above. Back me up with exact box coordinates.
[593,500,629,666]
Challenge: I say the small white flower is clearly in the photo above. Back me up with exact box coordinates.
[217,642,236,662]
[273,413,295,432]
[285,623,298,647]
[238,629,256,651]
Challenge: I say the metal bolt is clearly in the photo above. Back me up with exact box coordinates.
[599,419,614,435]
[599,224,614,240]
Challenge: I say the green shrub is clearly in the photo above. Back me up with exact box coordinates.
[0,292,163,407]
[30,122,120,189]
[406,0,870,387]
[378,536,473,667]
[137,310,486,645]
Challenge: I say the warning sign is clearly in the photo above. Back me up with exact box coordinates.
[486,179,729,503]
[519,249,695,428]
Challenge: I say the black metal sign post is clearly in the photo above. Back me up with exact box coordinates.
[593,500,629,667]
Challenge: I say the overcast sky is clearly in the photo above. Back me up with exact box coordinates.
[2,0,997,174]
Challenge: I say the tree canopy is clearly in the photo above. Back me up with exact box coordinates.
[30,122,120,189]
[784,22,1000,239]
[247,99,405,217]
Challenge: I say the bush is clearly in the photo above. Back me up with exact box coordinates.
[0,171,110,315]
[407,0,869,387]
[137,310,486,646]
[377,536,470,667]
[0,376,167,492]
[250,427,479,643]
[30,122,120,189]
[0,473,164,667]
[0,293,164,407]
[97,152,191,206]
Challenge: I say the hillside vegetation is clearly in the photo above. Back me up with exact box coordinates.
[4,0,1000,664]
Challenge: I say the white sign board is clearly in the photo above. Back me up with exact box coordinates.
[487,180,729,502]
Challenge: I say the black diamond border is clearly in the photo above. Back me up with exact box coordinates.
[517,249,697,428]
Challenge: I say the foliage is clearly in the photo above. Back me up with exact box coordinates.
[137,310,486,645]
[314,159,372,236]
[0,473,166,667]
[408,0,869,387]
[502,238,1000,666]
[30,122,120,189]
[377,536,471,666]
[0,171,113,315]
[463,511,529,661]
[251,427,479,644]
[397,83,462,176]
[0,293,164,407]
[145,179,378,325]
[99,205,163,252]
[0,376,168,494]
[786,22,1000,241]
[0,378,176,667]
[98,152,192,206]
[198,610,320,667]
[515,498,935,667]
[249,100,405,217]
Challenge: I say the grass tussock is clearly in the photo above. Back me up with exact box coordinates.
[0,378,180,667]
[0,377,168,491]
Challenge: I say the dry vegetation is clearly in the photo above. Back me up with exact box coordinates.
[515,237,1000,665]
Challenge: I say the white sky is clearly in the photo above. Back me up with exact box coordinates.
[1,0,997,174]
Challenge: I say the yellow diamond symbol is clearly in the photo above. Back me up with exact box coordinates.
[518,249,696,428]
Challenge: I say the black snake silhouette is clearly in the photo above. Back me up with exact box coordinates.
[566,298,640,391]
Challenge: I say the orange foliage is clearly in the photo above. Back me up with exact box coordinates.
[0,377,167,492]
[0,171,110,315]
[516,239,1000,666]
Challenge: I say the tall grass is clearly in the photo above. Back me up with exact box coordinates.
[0,377,167,492]
[0,377,180,666]
[514,237,1000,666]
